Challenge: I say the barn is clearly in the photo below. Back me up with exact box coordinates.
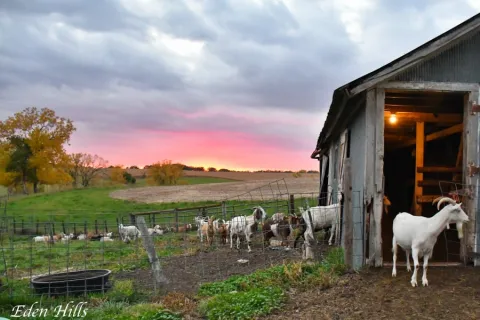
[311,13,480,270]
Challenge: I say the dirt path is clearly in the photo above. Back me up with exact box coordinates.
[263,266,480,320]
[110,177,319,203]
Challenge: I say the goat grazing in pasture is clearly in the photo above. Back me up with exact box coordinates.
[118,223,141,243]
[229,206,267,252]
[201,217,215,246]
[391,196,469,287]
[100,236,114,242]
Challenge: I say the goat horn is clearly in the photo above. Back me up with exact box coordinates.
[432,196,443,206]
[437,197,457,211]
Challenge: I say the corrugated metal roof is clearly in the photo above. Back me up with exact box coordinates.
[312,12,480,158]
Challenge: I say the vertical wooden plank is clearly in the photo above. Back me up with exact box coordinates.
[415,122,425,216]
[327,146,335,205]
[373,88,385,267]
[464,90,479,264]
[343,159,353,268]
[320,155,328,200]
[365,89,376,266]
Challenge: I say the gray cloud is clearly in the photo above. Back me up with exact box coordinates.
[0,0,478,166]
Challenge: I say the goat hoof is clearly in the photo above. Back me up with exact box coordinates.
[422,279,428,287]
[407,267,411,272]
[411,280,417,287]
[392,271,396,277]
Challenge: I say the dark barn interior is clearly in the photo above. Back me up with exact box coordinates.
[382,90,465,263]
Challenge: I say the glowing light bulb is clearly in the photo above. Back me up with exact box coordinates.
[389,113,397,124]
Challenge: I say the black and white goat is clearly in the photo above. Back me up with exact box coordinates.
[391,196,469,287]
[229,206,267,252]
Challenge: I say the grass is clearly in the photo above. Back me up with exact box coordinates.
[0,248,347,320]
[197,247,347,319]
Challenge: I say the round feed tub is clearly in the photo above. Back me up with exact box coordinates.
[31,269,112,296]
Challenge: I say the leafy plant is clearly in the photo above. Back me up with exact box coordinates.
[198,286,284,320]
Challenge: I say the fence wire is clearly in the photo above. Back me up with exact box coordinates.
[0,179,365,307]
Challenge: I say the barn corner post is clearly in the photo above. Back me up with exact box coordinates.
[373,87,385,267]
[136,216,169,293]
[465,87,480,265]
[364,89,376,266]
[343,158,353,269]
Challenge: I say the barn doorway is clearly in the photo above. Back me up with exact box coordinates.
[381,90,466,263]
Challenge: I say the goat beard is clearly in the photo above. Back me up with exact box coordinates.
[456,222,464,239]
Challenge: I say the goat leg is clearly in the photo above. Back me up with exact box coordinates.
[410,247,420,287]
[392,236,398,277]
[422,253,430,287]
[405,249,411,272]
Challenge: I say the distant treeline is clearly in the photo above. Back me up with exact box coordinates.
[121,165,319,174]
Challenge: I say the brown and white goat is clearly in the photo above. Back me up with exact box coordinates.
[201,217,215,246]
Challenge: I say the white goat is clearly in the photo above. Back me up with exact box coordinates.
[100,236,114,242]
[391,196,469,287]
[61,233,74,243]
[271,212,286,223]
[77,234,87,240]
[118,224,141,242]
[195,216,208,241]
[229,206,267,252]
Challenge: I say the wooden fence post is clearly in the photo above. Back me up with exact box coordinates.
[221,202,227,219]
[104,220,108,233]
[343,159,353,269]
[73,223,77,235]
[95,220,98,234]
[289,194,295,215]
[13,218,16,235]
[62,222,66,234]
[136,216,169,293]
[36,220,39,235]
[174,209,179,232]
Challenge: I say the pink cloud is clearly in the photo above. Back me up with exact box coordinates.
[66,130,318,171]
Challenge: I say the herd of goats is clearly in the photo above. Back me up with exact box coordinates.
[29,194,469,288]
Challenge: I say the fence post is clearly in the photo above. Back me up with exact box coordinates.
[136,216,169,293]
[129,214,136,226]
[13,218,16,235]
[174,209,179,232]
[52,222,56,235]
[62,222,66,234]
[73,223,77,235]
[343,159,353,269]
[152,214,156,227]
[84,221,87,235]
[221,202,227,219]
[21,219,24,234]
[289,194,295,215]
[104,220,108,233]
[36,219,39,234]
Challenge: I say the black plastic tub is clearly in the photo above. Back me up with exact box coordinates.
[30,269,112,296]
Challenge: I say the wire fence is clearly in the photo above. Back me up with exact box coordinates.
[1,178,476,306]
[0,179,359,304]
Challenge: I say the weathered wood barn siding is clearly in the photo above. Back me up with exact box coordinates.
[347,107,367,268]
[392,30,480,82]
[313,14,480,269]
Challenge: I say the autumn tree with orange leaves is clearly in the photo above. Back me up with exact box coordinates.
[0,107,75,194]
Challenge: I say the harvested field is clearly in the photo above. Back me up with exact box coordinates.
[263,266,480,320]
[110,176,319,203]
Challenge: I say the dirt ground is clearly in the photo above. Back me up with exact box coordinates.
[110,176,319,203]
[263,266,480,320]
[115,240,323,294]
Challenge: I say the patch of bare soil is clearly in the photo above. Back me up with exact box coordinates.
[110,177,319,203]
[114,241,314,294]
[263,266,480,320]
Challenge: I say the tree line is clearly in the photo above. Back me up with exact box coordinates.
[0,107,318,195]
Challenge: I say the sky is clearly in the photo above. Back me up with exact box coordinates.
[0,1,479,171]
